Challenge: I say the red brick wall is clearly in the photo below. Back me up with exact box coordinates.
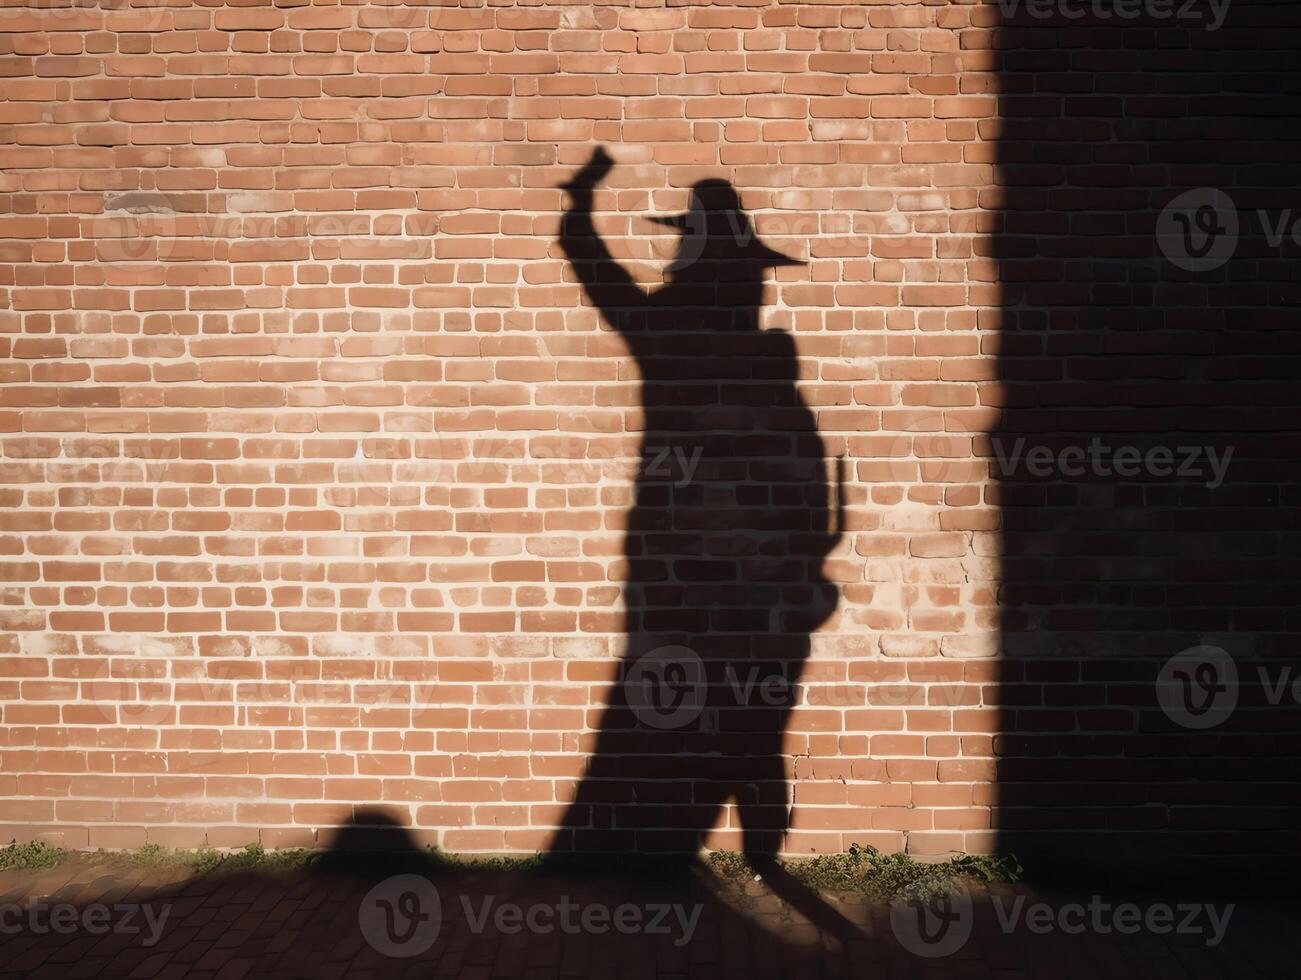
[2,0,1002,855]
[7,1,1292,867]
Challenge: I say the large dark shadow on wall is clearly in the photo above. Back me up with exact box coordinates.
[994,2,1301,890]
[544,149,859,934]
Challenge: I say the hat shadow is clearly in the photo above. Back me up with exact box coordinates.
[650,179,801,274]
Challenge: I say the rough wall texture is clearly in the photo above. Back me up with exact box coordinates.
[4,0,1294,867]
[1,0,1001,855]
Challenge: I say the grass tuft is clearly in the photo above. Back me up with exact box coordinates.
[0,840,313,877]
[0,838,1021,902]
[706,844,1022,901]
[0,841,68,872]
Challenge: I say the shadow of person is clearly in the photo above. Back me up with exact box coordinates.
[547,148,852,935]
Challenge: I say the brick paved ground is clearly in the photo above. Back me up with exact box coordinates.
[0,860,1294,979]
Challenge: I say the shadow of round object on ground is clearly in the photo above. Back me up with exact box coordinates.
[312,808,440,877]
